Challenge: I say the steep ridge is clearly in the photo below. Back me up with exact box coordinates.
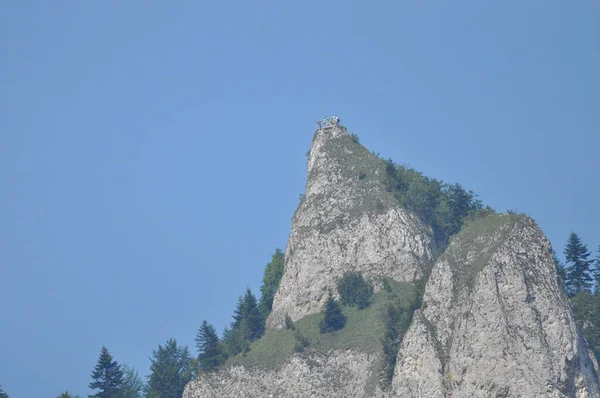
[393,214,600,398]
[267,125,434,329]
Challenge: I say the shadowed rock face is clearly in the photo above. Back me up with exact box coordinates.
[393,214,600,398]
[266,126,434,329]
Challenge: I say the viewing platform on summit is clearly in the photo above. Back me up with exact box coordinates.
[316,115,340,130]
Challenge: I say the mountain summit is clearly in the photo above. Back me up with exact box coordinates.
[267,124,434,329]
[184,123,600,398]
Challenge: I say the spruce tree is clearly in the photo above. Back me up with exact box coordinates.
[221,324,248,357]
[232,288,264,341]
[89,346,124,398]
[147,339,195,398]
[564,232,593,295]
[195,321,222,372]
[0,385,8,398]
[319,292,346,333]
[259,248,285,316]
[120,364,144,398]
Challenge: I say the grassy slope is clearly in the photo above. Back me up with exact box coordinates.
[441,213,524,299]
[227,281,417,370]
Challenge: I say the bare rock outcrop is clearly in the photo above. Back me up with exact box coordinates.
[393,214,600,398]
[266,126,434,329]
[183,350,386,398]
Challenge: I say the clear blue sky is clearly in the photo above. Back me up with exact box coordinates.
[1,1,598,397]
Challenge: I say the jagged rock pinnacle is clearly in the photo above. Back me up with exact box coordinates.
[266,125,434,329]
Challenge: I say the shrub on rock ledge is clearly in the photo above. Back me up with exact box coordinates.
[337,272,374,309]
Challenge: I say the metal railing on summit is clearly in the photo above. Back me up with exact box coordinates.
[316,115,340,129]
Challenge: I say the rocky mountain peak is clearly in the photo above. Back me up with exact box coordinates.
[266,126,434,329]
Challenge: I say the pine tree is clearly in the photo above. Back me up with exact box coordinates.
[232,288,264,341]
[319,292,346,333]
[221,325,248,358]
[221,288,265,357]
[120,364,144,398]
[0,385,8,398]
[593,245,600,295]
[259,248,285,316]
[88,346,124,398]
[564,232,593,295]
[147,339,195,398]
[195,321,222,372]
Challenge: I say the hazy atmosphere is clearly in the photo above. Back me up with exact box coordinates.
[1,1,599,397]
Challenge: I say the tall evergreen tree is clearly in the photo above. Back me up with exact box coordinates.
[221,324,247,358]
[195,321,222,372]
[564,232,593,295]
[88,346,124,398]
[442,183,482,237]
[259,248,285,316]
[232,288,264,341]
[319,292,346,333]
[593,245,600,295]
[0,385,8,398]
[147,339,195,398]
[120,364,144,398]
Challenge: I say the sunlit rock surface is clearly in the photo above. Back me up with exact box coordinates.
[393,214,600,398]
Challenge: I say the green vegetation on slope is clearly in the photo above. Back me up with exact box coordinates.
[337,272,374,309]
[571,292,600,362]
[382,158,489,244]
[259,248,285,316]
[227,281,416,370]
[441,213,524,298]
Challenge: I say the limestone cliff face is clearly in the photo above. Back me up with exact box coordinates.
[184,350,386,398]
[266,126,434,329]
[393,214,600,398]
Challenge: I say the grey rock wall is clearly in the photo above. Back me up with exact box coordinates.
[183,350,385,398]
[393,214,600,398]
